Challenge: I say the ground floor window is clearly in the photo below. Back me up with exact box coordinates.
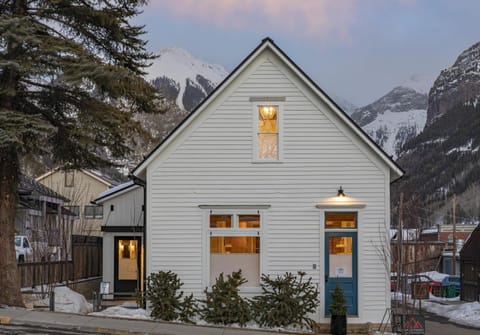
[208,212,261,287]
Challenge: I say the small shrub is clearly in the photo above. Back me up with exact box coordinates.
[329,283,347,315]
[145,270,198,321]
[252,271,319,328]
[179,293,198,324]
[200,270,252,326]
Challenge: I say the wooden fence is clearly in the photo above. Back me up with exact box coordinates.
[18,235,102,288]
[72,235,102,280]
[18,261,73,288]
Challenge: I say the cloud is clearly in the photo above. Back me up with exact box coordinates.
[148,0,357,40]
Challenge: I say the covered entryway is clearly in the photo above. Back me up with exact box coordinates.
[324,212,358,315]
[114,236,141,294]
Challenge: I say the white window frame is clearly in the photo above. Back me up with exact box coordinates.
[252,101,284,163]
[203,209,264,292]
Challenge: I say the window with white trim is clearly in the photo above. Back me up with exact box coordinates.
[208,212,261,287]
[256,104,280,160]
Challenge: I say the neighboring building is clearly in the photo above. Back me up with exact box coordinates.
[16,175,76,261]
[460,224,480,302]
[420,223,477,243]
[94,181,144,297]
[131,38,403,324]
[36,168,119,236]
[420,224,477,275]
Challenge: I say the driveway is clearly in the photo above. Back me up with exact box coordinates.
[424,311,479,335]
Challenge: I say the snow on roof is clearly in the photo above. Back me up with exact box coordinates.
[390,228,419,240]
[95,181,135,203]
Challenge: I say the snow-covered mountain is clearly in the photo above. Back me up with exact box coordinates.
[428,41,480,126]
[351,86,428,158]
[400,74,435,95]
[144,47,430,160]
[393,41,480,225]
[331,95,357,116]
[147,48,228,111]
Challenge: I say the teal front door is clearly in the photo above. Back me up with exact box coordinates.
[325,232,357,315]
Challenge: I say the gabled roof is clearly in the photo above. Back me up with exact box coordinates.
[94,181,139,204]
[36,168,119,187]
[19,175,69,201]
[132,37,404,181]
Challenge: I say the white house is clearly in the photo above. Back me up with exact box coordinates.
[132,38,403,324]
[94,181,144,298]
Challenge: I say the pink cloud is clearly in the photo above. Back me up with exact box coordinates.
[148,0,358,40]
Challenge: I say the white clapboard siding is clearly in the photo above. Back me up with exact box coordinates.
[102,186,143,227]
[147,51,390,323]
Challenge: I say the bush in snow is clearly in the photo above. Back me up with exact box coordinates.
[252,271,319,329]
[145,270,197,322]
[200,270,252,326]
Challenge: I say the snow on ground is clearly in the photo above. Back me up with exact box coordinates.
[392,291,480,329]
[23,281,480,330]
[89,304,151,320]
[29,286,93,314]
[422,299,480,328]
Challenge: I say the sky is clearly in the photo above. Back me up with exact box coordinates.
[134,0,480,106]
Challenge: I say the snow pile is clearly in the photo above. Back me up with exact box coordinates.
[392,288,480,329]
[34,286,93,314]
[422,300,480,328]
[89,305,151,320]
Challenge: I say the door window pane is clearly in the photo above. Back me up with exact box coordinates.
[329,236,352,277]
[118,239,138,280]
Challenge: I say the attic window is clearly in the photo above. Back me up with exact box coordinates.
[64,171,74,187]
[255,104,282,161]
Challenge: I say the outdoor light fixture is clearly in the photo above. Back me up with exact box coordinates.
[337,186,345,197]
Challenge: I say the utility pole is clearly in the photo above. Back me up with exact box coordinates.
[452,194,457,275]
[398,192,405,310]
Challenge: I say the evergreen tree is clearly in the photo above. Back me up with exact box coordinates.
[200,270,252,326]
[0,0,161,306]
[252,272,319,328]
[329,283,347,315]
[144,270,198,323]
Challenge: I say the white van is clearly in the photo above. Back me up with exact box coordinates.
[15,235,33,263]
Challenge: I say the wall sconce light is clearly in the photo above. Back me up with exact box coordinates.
[337,186,345,197]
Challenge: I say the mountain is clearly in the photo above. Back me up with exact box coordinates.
[393,41,480,226]
[427,42,480,126]
[351,86,428,158]
[332,95,357,116]
[147,48,228,111]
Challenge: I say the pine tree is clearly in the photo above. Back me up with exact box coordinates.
[329,283,347,315]
[200,270,252,326]
[252,272,319,328]
[0,0,161,306]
